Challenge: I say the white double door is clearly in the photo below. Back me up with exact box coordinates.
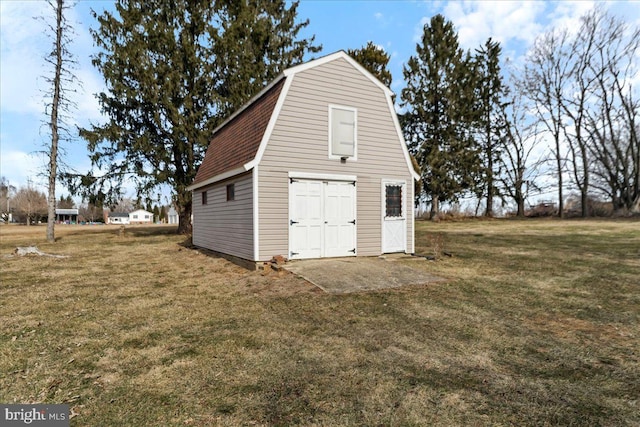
[289,179,356,259]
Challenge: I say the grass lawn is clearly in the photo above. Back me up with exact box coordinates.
[1,219,638,426]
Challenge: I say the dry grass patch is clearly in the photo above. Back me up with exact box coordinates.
[1,220,638,426]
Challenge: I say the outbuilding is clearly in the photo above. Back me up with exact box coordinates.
[188,51,419,268]
[129,209,154,224]
[55,208,78,224]
[167,207,179,225]
[107,212,130,225]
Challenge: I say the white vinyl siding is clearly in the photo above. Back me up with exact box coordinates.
[192,171,254,260]
[257,57,414,260]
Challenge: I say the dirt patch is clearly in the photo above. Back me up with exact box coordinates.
[283,256,446,294]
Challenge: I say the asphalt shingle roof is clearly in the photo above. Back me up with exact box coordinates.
[192,78,285,186]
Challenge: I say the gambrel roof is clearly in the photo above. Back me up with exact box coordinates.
[188,51,418,191]
[192,79,285,187]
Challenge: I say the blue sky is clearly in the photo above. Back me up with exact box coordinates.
[1,0,638,202]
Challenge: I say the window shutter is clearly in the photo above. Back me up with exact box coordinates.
[331,108,355,157]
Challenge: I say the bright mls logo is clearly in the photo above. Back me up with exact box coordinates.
[1,404,69,426]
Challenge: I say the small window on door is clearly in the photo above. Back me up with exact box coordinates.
[385,185,402,218]
[226,183,235,201]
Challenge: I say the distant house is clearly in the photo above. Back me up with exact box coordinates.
[107,212,130,225]
[188,51,419,268]
[129,209,154,224]
[167,207,179,225]
[55,208,78,224]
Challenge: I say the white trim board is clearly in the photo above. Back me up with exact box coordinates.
[252,165,260,261]
[186,166,248,191]
[288,171,357,182]
[245,74,295,170]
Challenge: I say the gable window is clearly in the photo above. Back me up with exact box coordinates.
[385,185,402,218]
[329,105,357,159]
[226,184,235,201]
[202,191,208,205]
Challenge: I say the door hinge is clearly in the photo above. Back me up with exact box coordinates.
[290,251,299,256]
[290,178,297,183]
[290,219,299,225]
[349,219,356,225]
[351,181,356,186]
[349,248,356,253]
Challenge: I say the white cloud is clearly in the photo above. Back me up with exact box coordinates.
[0,2,49,48]
[72,67,106,124]
[0,48,48,115]
[0,150,43,188]
[442,0,546,50]
[413,16,429,43]
[410,1,637,71]
[1,2,105,121]
[544,1,596,35]
[0,2,51,115]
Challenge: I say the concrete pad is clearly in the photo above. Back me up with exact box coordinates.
[283,256,446,294]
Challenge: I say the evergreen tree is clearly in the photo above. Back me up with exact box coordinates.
[401,15,480,219]
[57,194,75,208]
[347,41,392,87]
[211,1,320,117]
[71,0,319,233]
[474,38,508,217]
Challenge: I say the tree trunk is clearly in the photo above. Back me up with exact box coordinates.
[517,197,525,217]
[578,130,589,217]
[485,122,494,217]
[516,184,525,217]
[430,195,440,220]
[177,201,192,234]
[632,195,640,214]
[46,0,64,243]
[581,186,589,217]
[556,137,564,218]
[485,186,493,217]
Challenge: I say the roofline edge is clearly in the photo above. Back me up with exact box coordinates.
[187,165,252,191]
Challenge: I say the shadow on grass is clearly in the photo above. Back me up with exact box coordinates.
[122,225,180,237]
[41,224,180,240]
